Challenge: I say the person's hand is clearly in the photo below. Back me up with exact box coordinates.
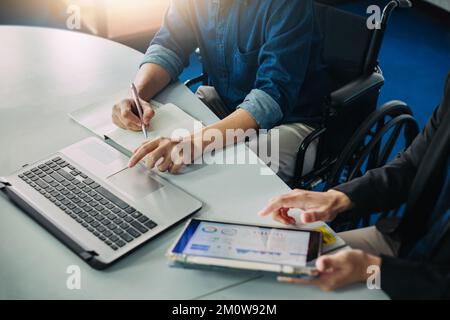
[278,249,381,291]
[128,137,197,174]
[258,189,353,225]
[112,98,155,131]
[128,137,183,174]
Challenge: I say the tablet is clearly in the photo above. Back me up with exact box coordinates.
[167,219,322,276]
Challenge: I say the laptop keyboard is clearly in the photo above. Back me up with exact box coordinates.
[18,156,158,251]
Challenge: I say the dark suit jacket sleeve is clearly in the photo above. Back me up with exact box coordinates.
[380,255,450,299]
[333,79,448,213]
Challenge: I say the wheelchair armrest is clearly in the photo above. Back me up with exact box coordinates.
[292,126,327,188]
[184,73,208,88]
[329,72,384,108]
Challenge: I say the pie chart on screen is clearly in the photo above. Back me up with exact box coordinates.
[202,226,218,233]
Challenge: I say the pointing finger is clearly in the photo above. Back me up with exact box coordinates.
[128,139,159,167]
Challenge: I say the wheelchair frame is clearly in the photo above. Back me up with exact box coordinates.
[183,0,419,230]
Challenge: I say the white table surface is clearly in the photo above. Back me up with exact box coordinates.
[0,26,388,300]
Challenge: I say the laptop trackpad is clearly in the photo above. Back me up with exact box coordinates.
[107,166,163,200]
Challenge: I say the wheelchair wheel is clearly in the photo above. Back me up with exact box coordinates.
[326,101,419,230]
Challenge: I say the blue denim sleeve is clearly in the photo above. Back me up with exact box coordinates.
[238,89,283,130]
[245,0,315,129]
[140,44,184,82]
[140,0,197,80]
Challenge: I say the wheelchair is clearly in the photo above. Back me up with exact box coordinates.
[184,0,420,231]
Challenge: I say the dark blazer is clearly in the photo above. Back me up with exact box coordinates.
[334,73,450,299]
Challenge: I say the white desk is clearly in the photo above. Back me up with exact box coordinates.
[0,26,388,299]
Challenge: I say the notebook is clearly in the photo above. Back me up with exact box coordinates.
[69,92,203,156]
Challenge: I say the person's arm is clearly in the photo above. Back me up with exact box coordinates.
[128,1,318,172]
[133,64,171,102]
[258,103,443,225]
[112,0,197,131]
[380,256,450,299]
[278,249,382,292]
[277,248,450,299]
[127,109,258,173]
[112,64,170,131]
[259,75,450,225]
[236,0,317,130]
[258,189,353,224]
[139,0,197,91]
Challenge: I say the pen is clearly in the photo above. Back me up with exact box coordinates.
[130,82,148,139]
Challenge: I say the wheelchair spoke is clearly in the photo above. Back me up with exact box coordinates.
[378,123,403,166]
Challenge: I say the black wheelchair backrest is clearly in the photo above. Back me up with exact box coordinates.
[314,3,373,90]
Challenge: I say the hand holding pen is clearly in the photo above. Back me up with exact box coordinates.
[111,84,155,134]
[130,82,150,139]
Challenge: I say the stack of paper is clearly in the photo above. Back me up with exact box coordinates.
[312,223,347,254]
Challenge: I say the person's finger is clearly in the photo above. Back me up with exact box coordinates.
[173,139,194,165]
[120,114,141,131]
[269,208,290,225]
[134,136,157,153]
[273,213,291,225]
[169,156,185,174]
[158,155,173,172]
[277,276,323,286]
[128,139,159,167]
[317,272,345,291]
[279,210,296,225]
[280,208,296,224]
[279,274,340,292]
[144,146,166,169]
[170,160,184,174]
[258,193,299,217]
[258,199,284,217]
[112,112,127,130]
[303,207,334,223]
[280,207,289,214]
[120,103,142,130]
[112,104,129,129]
[121,118,141,131]
[316,255,341,272]
[167,142,188,174]
[141,101,155,126]
[301,210,320,223]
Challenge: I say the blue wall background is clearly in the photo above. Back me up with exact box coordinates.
[338,0,450,127]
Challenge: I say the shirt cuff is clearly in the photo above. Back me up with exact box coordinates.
[332,175,377,213]
[237,89,283,129]
[140,44,184,82]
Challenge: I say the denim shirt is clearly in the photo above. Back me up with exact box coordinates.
[141,0,327,129]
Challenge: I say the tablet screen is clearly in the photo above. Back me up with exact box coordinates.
[172,220,319,267]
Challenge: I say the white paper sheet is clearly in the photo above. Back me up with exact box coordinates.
[69,94,203,153]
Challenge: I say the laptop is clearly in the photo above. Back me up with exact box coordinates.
[0,137,202,269]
